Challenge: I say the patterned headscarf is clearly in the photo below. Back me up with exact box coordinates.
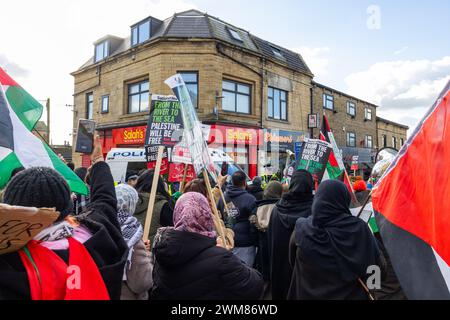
[173,192,216,238]
[115,184,142,248]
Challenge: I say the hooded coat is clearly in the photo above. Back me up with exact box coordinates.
[267,170,314,300]
[218,185,257,248]
[247,177,264,201]
[115,184,152,300]
[0,162,128,300]
[151,193,263,300]
[288,180,385,300]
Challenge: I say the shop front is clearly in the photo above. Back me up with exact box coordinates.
[81,125,147,167]
[259,129,307,176]
[340,146,377,178]
[208,124,260,179]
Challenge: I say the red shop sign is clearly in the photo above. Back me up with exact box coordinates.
[113,126,147,145]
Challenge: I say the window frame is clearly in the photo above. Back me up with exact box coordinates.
[221,79,251,115]
[268,86,288,121]
[178,71,199,108]
[86,92,94,119]
[346,132,356,147]
[365,107,373,121]
[127,80,150,114]
[94,41,109,63]
[347,101,356,117]
[382,134,387,147]
[101,95,109,114]
[131,19,151,47]
[226,27,243,42]
[392,136,397,149]
[323,93,334,110]
[400,138,404,146]
[270,46,284,60]
[365,135,373,148]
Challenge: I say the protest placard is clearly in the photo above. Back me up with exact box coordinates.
[297,138,332,184]
[165,75,215,176]
[0,204,59,255]
[351,155,359,173]
[142,94,183,240]
[165,74,227,245]
[144,95,183,161]
[168,163,195,183]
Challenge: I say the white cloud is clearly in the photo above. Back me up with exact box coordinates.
[394,46,409,55]
[293,46,330,77]
[0,0,197,144]
[344,56,450,134]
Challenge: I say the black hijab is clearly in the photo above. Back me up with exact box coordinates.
[295,180,380,282]
[276,170,313,214]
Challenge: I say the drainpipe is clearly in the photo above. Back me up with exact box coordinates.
[310,85,314,138]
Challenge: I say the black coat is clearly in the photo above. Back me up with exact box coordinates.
[151,229,263,300]
[253,199,279,281]
[0,162,128,300]
[218,186,257,247]
[267,170,314,300]
[247,185,264,201]
[288,180,385,300]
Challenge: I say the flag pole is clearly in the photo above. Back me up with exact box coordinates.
[356,191,372,218]
[142,145,164,241]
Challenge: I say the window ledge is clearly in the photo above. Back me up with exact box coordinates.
[266,118,290,124]
[121,112,149,119]
[220,110,254,117]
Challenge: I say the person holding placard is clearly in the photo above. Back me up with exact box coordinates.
[151,192,263,300]
[267,169,314,300]
[134,170,175,243]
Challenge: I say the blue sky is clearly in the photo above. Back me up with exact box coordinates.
[1,0,449,143]
[195,0,450,86]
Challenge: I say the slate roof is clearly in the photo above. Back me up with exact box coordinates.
[76,9,311,75]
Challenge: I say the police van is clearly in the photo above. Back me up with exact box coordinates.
[105,147,249,184]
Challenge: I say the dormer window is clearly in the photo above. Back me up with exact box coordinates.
[270,46,284,60]
[94,41,109,63]
[227,27,243,42]
[131,19,150,46]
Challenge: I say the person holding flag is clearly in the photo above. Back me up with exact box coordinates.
[0,135,128,300]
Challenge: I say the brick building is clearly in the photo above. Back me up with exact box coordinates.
[311,82,378,174]
[71,9,314,177]
[376,117,409,150]
[71,9,409,177]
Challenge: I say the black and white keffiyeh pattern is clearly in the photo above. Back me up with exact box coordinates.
[34,220,75,242]
[115,184,143,249]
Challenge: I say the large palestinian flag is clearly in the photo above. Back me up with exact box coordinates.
[372,80,450,299]
[0,67,88,195]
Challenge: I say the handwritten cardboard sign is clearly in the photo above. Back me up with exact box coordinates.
[0,204,59,255]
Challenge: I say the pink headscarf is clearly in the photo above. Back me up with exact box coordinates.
[173,192,216,238]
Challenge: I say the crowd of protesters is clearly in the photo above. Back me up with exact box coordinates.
[0,136,407,300]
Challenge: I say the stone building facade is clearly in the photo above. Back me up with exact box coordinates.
[71,9,409,178]
[71,9,313,177]
[376,117,409,150]
[311,82,378,173]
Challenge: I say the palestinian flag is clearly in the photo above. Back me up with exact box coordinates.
[320,114,357,201]
[0,67,88,195]
[372,80,450,299]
